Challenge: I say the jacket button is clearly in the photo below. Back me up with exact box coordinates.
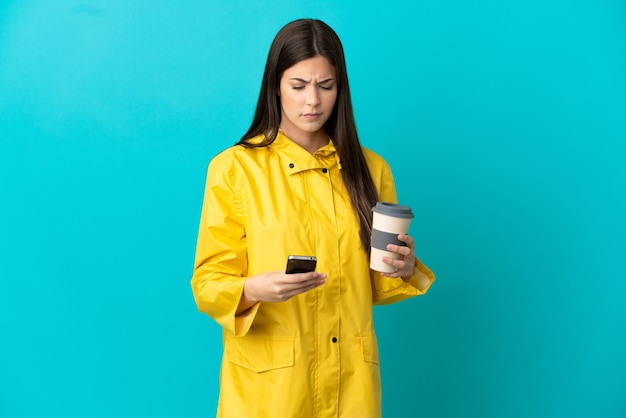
[331,337,338,343]
[289,163,295,169]
[322,168,328,173]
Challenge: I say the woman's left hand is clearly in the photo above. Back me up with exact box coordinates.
[381,234,415,279]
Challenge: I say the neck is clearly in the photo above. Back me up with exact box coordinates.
[279,128,329,154]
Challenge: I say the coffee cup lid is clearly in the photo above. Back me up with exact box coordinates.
[372,202,414,218]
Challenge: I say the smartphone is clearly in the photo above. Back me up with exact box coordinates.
[285,255,317,274]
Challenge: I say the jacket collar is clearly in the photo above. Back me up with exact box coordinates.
[269,131,342,175]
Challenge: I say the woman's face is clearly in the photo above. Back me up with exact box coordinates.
[278,56,337,142]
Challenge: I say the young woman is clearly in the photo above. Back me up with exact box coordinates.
[191,18,435,418]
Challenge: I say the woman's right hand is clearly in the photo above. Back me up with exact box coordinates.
[237,271,326,314]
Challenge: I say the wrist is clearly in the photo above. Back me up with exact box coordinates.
[236,278,259,315]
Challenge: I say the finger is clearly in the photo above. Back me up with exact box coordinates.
[398,234,415,248]
[382,256,404,269]
[296,274,326,289]
[384,254,414,272]
[380,264,410,279]
[284,277,326,298]
[282,272,323,284]
[380,265,403,278]
[283,273,326,289]
[386,243,412,257]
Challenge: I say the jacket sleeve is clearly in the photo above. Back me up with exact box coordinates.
[370,158,435,305]
[190,153,260,336]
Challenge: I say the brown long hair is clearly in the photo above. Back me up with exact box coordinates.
[237,19,378,250]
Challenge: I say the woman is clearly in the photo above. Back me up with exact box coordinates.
[191,18,435,418]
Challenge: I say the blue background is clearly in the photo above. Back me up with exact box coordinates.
[1,1,625,417]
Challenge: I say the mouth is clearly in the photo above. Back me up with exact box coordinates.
[303,113,321,120]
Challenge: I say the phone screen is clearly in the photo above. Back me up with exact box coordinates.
[285,255,317,274]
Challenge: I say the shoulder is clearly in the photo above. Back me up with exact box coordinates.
[210,145,245,166]
[209,140,266,168]
[206,145,252,186]
[208,137,275,182]
[361,146,392,174]
[207,146,236,175]
[361,146,397,199]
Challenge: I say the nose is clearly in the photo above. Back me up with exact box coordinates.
[305,87,320,106]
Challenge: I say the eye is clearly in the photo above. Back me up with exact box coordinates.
[292,86,305,90]
[319,85,334,91]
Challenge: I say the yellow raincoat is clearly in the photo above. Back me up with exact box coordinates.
[191,132,435,418]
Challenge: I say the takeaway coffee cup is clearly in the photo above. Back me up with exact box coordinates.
[370,202,414,273]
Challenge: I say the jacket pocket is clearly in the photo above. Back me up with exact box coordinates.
[225,335,295,373]
[360,333,380,365]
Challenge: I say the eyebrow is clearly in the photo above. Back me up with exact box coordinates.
[289,77,335,84]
